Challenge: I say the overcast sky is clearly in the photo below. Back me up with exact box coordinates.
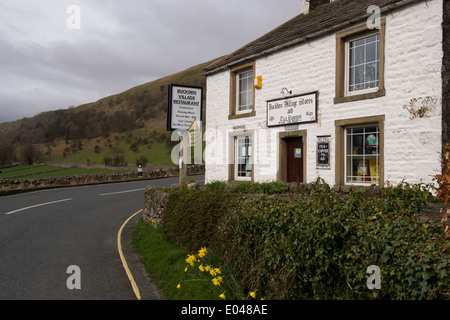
[0,0,301,123]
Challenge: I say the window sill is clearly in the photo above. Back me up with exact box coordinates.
[229,110,256,120]
[334,88,385,104]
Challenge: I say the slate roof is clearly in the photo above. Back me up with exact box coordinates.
[204,0,422,74]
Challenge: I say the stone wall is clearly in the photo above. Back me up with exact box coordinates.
[142,187,171,224]
[142,181,200,224]
[0,164,204,196]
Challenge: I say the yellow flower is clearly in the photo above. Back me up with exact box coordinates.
[209,269,217,276]
[204,265,211,272]
[184,266,188,272]
[185,254,196,266]
[198,247,208,258]
[212,276,223,286]
[199,264,205,272]
[219,292,226,300]
[177,283,181,289]
[214,268,221,275]
[249,291,256,299]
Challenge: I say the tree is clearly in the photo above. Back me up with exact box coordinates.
[0,143,15,167]
[21,144,42,165]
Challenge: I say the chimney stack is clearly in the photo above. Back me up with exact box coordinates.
[302,0,332,14]
[301,0,310,14]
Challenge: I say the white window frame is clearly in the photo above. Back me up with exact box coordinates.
[235,69,254,115]
[234,135,253,181]
[344,31,380,97]
[344,124,380,186]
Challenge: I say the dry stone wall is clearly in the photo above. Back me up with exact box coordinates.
[0,164,204,196]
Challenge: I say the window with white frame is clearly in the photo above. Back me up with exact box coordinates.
[347,33,380,94]
[235,135,252,180]
[334,19,385,104]
[345,125,380,185]
[236,69,254,114]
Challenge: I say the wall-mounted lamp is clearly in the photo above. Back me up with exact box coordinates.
[280,88,292,98]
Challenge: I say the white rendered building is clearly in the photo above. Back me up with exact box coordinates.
[204,0,449,188]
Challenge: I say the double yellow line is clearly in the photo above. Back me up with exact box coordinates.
[117,209,143,300]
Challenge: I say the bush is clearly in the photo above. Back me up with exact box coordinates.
[162,188,240,253]
[204,180,288,194]
[161,181,449,300]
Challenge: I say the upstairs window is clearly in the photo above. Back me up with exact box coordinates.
[236,69,254,114]
[347,33,380,94]
[229,62,256,119]
[335,19,385,104]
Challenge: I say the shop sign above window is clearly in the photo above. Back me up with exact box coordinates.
[267,91,318,127]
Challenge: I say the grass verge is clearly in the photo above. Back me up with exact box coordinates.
[131,218,227,300]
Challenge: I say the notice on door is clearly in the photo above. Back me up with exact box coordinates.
[294,148,302,158]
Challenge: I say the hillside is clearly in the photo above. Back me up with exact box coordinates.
[0,58,219,167]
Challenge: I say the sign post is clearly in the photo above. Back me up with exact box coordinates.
[167,84,203,188]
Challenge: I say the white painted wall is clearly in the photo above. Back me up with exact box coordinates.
[205,0,443,186]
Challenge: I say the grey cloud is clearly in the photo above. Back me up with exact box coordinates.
[0,0,301,123]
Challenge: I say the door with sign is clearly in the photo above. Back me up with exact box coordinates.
[285,137,303,183]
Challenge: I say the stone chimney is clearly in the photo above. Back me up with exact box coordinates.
[301,0,310,14]
[302,0,332,14]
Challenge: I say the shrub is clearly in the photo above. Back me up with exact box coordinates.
[162,188,240,253]
[161,181,449,299]
[204,180,288,194]
[204,180,228,191]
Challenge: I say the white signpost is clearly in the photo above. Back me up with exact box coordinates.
[267,91,318,127]
[167,84,203,131]
[167,84,203,188]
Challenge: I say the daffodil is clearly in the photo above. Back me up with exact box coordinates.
[185,254,196,266]
[219,292,226,300]
[209,269,217,276]
[212,276,223,286]
[177,283,181,289]
[214,268,221,275]
[198,247,207,258]
[249,291,256,299]
[204,265,211,272]
[199,264,205,272]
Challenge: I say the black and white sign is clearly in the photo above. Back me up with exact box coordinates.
[316,135,331,169]
[267,91,318,127]
[167,84,203,131]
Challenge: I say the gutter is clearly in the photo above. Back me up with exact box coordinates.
[204,0,424,76]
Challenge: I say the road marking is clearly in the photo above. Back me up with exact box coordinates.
[100,188,146,196]
[117,209,143,300]
[4,198,74,215]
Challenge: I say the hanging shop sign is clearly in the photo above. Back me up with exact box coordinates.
[167,84,203,131]
[316,135,331,169]
[267,91,318,127]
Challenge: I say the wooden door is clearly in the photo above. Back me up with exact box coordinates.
[286,137,303,183]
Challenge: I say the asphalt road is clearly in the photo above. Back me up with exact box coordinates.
[0,175,204,300]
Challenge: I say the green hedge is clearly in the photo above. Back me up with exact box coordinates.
[161,180,449,300]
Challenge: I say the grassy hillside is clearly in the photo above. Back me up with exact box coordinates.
[0,58,219,167]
